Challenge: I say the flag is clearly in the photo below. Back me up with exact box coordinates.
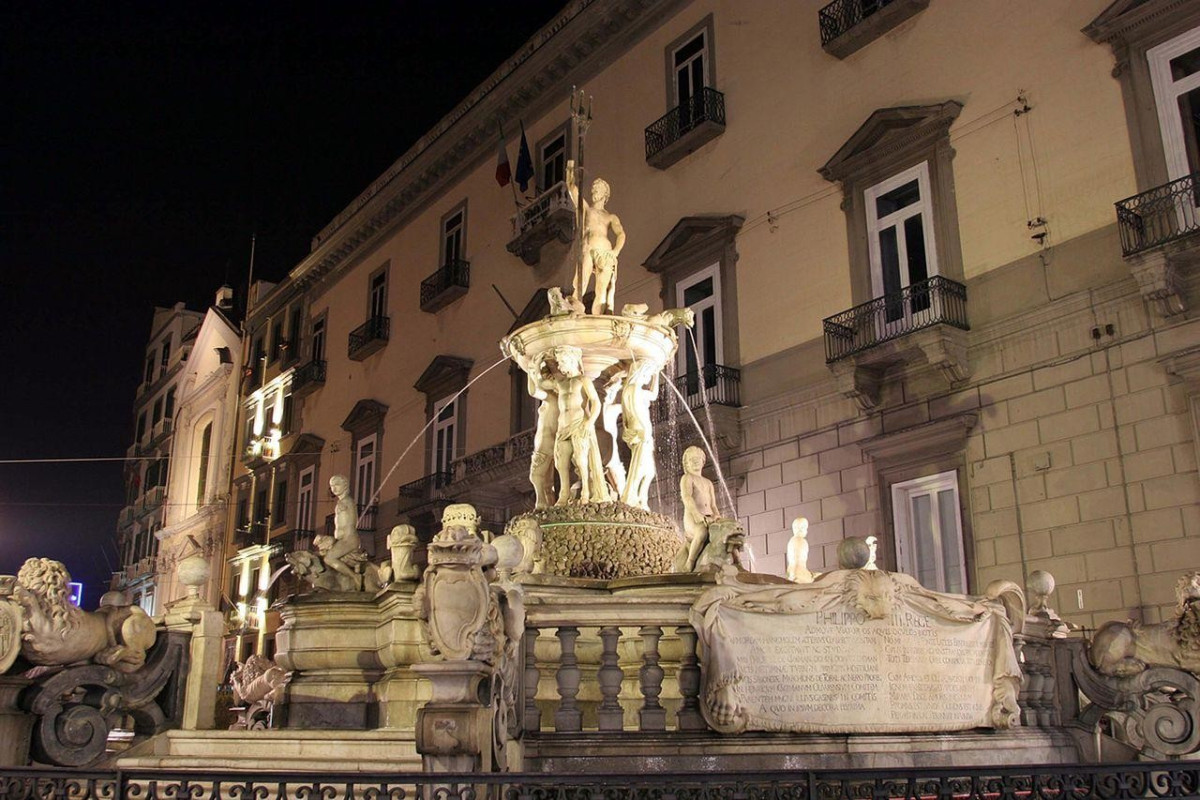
[515,121,535,192]
[495,129,512,187]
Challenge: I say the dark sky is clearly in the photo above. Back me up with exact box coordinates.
[1,2,564,606]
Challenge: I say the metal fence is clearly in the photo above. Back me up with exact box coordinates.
[2,763,1197,800]
[348,316,390,359]
[420,259,471,310]
[823,275,968,363]
[819,0,899,45]
[644,87,725,162]
[1115,171,1200,257]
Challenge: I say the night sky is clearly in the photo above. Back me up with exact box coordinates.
[1,2,565,606]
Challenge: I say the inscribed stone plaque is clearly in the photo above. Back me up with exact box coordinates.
[690,569,1023,734]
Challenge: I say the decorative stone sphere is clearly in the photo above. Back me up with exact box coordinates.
[491,533,525,575]
[1028,569,1055,597]
[176,554,211,599]
[837,537,871,570]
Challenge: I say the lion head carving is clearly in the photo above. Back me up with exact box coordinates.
[16,558,80,637]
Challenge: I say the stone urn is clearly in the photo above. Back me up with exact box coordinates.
[176,554,211,599]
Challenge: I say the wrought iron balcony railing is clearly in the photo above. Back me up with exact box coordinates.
[507,182,576,265]
[1116,171,1200,257]
[653,364,741,424]
[347,315,389,361]
[819,0,898,43]
[357,503,377,532]
[397,471,454,507]
[283,528,315,552]
[645,87,726,169]
[823,275,968,363]
[291,359,326,397]
[420,259,470,312]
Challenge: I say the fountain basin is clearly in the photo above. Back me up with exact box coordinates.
[503,313,679,379]
[508,502,682,579]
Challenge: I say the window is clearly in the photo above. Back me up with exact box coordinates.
[864,162,939,322]
[160,335,172,372]
[280,392,294,435]
[236,497,249,533]
[538,126,568,192]
[195,422,212,506]
[273,478,289,528]
[152,397,163,426]
[249,334,265,388]
[675,264,723,396]
[441,205,466,266]
[311,316,326,363]
[431,396,458,477]
[1149,27,1200,184]
[254,487,269,528]
[164,387,176,422]
[144,355,155,386]
[297,466,316,532]
[136,411,147,443]
[355,433,377,509]
[369,269,388,320]
[286,306,302,363]
[891,471,966,594]
[269,317,284,364]
[672,29,708,113]
[155,455,168,487]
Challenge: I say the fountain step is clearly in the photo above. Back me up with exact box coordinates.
[116,729,420,771]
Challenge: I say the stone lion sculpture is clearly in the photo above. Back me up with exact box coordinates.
[1089,571,1200,677]
[13,558,156,673]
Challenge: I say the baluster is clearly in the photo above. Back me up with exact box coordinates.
[554,627,582,732]
[523,628,541,733]
[638,626,666,731]
[675,625,705,731]
[596,626,624,731]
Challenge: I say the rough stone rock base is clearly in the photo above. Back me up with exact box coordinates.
[510,502,683,579]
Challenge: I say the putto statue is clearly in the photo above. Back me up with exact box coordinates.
[566,159,625,314]
[4,558,156,673]
[786,517,814,583]
[286,475,382,592]
[676,446,722,572]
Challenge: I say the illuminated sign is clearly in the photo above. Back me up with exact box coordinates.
[68,582,83,607]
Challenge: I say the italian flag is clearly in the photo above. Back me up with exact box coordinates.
[495,133,512,187]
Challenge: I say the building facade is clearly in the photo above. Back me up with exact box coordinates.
[225,0,1200,650]
[115,302,206,614]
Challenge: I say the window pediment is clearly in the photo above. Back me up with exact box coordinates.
[644,215,744,274]
[1084,0,1199,45]
[820,102,962,184]
[341,399,388,433]
[414,355,474,399]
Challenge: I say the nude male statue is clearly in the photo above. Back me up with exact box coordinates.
[565,159,625,315]
[679,446,720,572]
[527,352,559,508]
[550,345,607,505]
[324,475,362,586]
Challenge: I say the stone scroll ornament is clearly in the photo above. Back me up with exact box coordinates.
[689,568,1025,735]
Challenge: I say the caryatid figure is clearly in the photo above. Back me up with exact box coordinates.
[527,352,559,508]
[786,517,814,583]
[620,359,660,509]
[599,367,628,498]
[324,475,362,586]
[566,159,625,315]
[550,345,608,505]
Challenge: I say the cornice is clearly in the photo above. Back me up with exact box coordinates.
[288,0,689,293]
[819,102,963,184]
[860,413,978,464]
[1083,0,1200,46]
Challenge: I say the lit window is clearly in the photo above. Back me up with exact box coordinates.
[891,471,967,594]
[431,396,458,477]
[675,264,723,397]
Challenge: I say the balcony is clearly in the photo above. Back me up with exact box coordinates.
[117,505,135,528]
[420,259,470,313]
[140,485,166,516]
[281,528,315,552]
[1115,173,1200,317]
[819,0,929,59]
[397,471,454,511]
[357,503,378,533]
[348,316,390,361]
[650,366,742,451]
[645,87,726,170]
[823,276,969,411]
[148,418,173,447]
[506,182,575,265]
[291,359,327,398]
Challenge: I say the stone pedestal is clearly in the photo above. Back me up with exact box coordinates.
[276,593,383,729]
[163,598,224,731]
[375,584,430,729]
[0,675,33,766]
[413,661,494,773]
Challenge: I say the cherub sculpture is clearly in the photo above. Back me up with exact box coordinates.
[676,446,720,572]
[786,517,814,583]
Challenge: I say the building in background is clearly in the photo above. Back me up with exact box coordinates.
[223,0,1200,656]
[114,302,205,615]
[151,287,242,611]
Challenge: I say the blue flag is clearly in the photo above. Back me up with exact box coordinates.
[515,121,535,192]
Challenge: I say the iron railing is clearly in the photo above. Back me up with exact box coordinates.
[420,259,470,311]
[291,359,326,395]
[2,763,1197,800]
[823,275,968,363]
[645,87,725,162]
[1116,171,1200,257]
[347,316,390,360]
[283,528,315,552]
[819,0,901,45]
[357,503,377,532]
[397,471,454,502]
[512,181,573,237]
[458,443,507,477]
[652,364,741,424]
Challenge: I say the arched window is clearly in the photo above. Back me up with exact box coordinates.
[195,421,213,506]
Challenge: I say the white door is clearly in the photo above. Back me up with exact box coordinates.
[297,466,315,532]
[432,396,458,479]
[865,162,939,336]
[892,471,966,594]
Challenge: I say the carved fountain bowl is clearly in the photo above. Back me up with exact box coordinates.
[502,314,679,378]
[508,502,683,579]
